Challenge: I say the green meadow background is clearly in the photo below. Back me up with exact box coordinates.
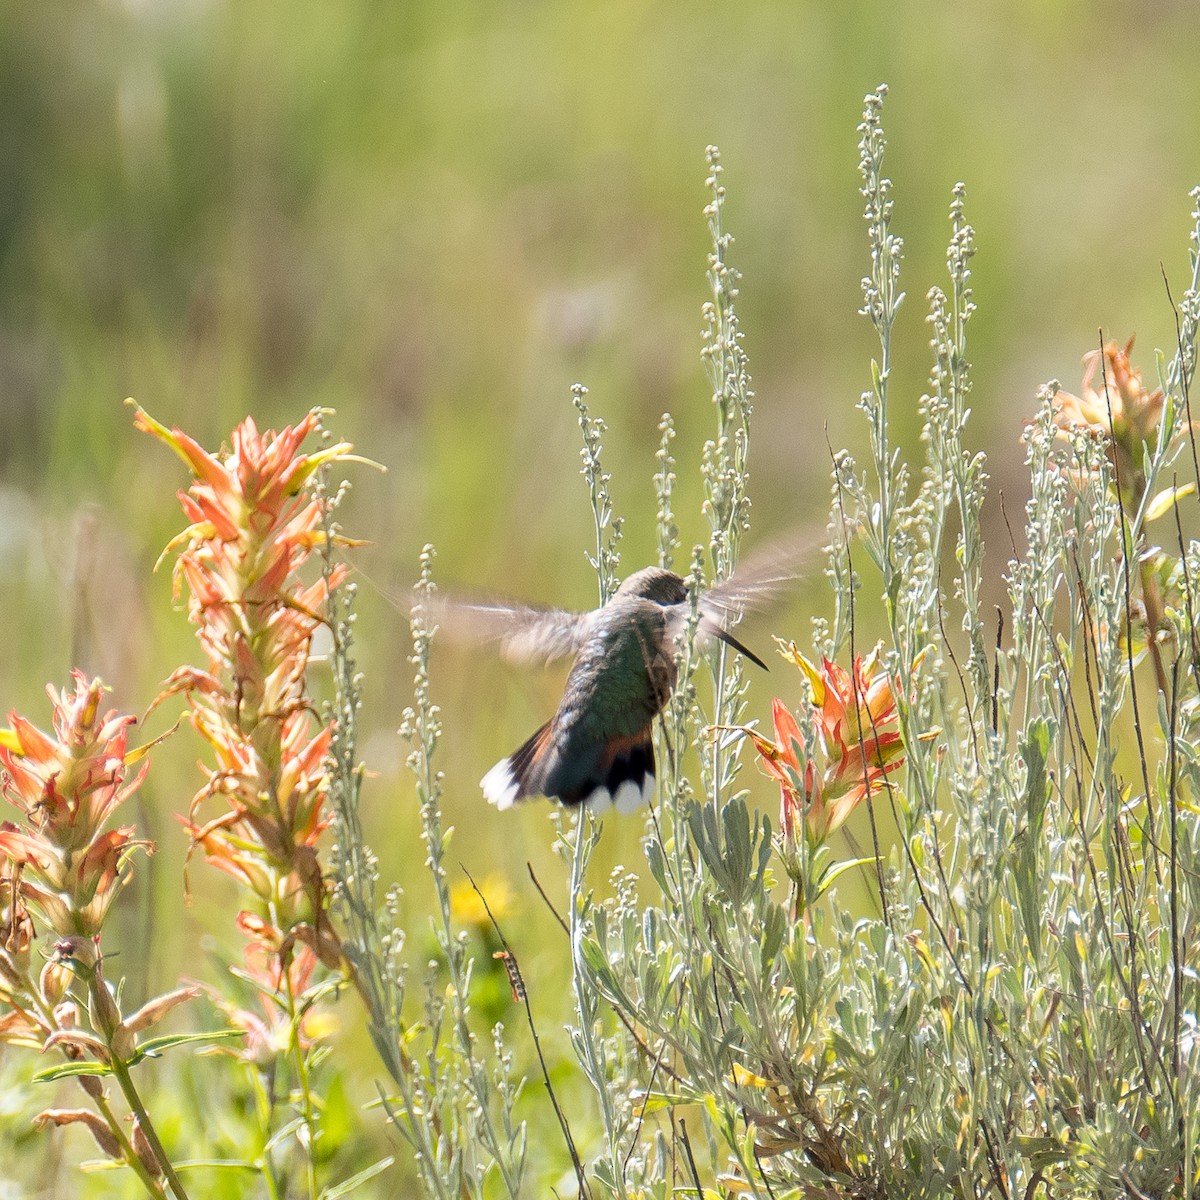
[1,0,1199,1191]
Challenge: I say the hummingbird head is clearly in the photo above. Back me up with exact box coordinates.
[614,567,688,606]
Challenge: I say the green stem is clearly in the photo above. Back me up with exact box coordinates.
[108,1053,191,1200]
[568,812,626,1199]
[249,1062,286,1200]
[19,970,166,1198]
[284,974,321,1200]
[93,1089,170,1200]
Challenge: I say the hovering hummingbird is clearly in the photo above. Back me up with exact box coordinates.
[424,546,804,815]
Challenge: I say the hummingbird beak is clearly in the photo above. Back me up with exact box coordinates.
[711,627,768,671]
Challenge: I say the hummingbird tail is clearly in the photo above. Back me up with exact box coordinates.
[481,722,553,810]
[481,724,656,815]
[573,730,656,816]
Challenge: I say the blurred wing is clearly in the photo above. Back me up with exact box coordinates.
[698,534,819,626]
[417,592,594,666]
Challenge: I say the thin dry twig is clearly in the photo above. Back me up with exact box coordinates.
[462,865,591,1200]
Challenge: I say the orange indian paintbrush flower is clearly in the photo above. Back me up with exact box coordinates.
[737,643,906,846]
[134,405,355,974]
[1050,336,1173,510]
[0,673,149,937]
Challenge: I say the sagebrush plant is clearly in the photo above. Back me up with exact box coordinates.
[524,88,1200,1200]
[2,83,1200,1200]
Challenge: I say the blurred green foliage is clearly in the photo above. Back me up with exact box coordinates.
[4,0,1198,838]
[1,1,1199,1193]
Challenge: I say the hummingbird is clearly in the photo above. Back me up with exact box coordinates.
[424,545,803,815]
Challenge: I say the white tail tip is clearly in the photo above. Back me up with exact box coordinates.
[481,759,520,810]
[582,774,654,817]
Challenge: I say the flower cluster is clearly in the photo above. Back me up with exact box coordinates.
[0,677,196,1192]
[0,674,146,1056]
[208,916,332,1067]
[738,643,906,848]
[1051,336,1174,512]
[135,405,355,999]
[0,673,147,941]
[1049,337,1192,695]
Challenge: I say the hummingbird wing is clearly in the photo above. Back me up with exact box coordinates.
[667,536,817,668]
[698,535,816,625]
[415,591,595,666]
